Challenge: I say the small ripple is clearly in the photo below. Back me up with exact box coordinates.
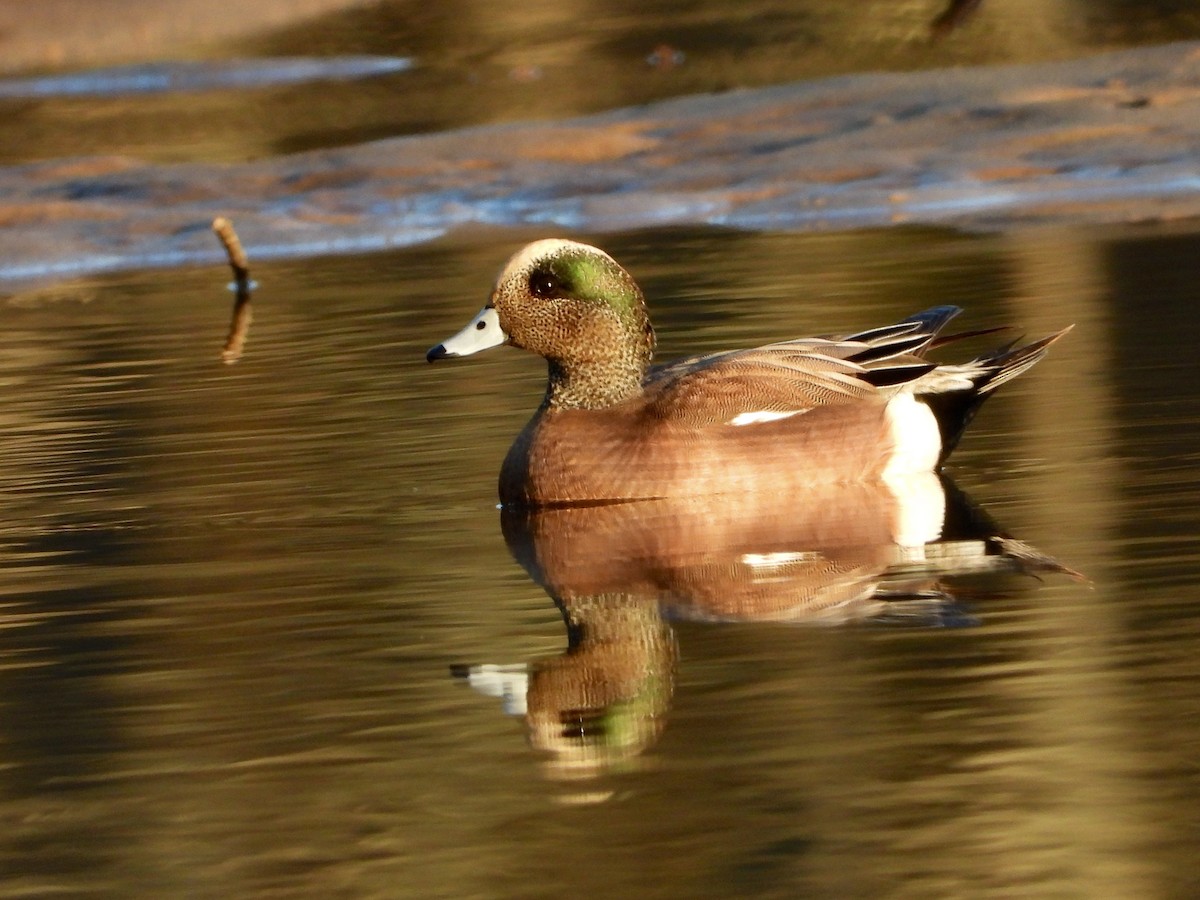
[0,56,413,99]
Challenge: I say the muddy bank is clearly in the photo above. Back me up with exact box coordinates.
[2,41,1199,288]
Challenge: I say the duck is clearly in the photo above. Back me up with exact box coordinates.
[426,239,1071,507]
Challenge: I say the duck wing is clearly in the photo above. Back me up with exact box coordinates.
[643,306,962,428]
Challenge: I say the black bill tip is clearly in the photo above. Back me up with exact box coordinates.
[426,344,453,363]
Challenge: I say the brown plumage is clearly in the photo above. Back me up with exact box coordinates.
[426,239,1071,507]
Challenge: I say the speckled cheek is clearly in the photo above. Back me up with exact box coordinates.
[514,300,578,359]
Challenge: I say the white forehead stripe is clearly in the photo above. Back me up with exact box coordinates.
[496,239,616,284]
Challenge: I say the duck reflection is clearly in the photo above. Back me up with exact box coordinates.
[456,475,1080,781]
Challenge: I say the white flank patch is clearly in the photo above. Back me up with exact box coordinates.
[883,470,947,549]
[881,392,942,479]
[728,409,805,427]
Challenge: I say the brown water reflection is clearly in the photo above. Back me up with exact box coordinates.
[1,225,1199,896]
[474,478,1080,783]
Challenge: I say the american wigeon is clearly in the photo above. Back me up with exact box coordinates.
[427,239,1071,506]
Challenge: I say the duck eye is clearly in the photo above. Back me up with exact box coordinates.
[529,272,560,298]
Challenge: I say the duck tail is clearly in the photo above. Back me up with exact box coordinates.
[973,325,1074,396]
[918,324,1074,464]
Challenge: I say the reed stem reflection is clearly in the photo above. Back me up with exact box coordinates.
[213,216,253,364]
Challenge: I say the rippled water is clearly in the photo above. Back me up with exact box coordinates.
[3,224,1200,897]
[5,0,1200,166]
[5,1,1200,897]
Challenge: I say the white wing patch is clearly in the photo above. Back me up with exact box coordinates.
[727,409,807,427]
[741,551,820,569]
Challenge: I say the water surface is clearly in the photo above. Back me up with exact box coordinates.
[6,0,1200,164]
[3,225,1200,897]
[4,2,1200,897]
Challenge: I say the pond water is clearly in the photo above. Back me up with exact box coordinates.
[4,1,1200,898]
[6,0,1200,165]
[4,224,1200,898]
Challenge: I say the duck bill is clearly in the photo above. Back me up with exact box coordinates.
[426,307,507,362]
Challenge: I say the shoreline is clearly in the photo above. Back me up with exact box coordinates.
[2,41,1199,291]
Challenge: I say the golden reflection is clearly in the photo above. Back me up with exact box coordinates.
[7,0,1198,166]
[998,229,1150,895]
[458,476,1080,782]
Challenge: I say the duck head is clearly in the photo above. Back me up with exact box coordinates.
[427,239,656,410]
